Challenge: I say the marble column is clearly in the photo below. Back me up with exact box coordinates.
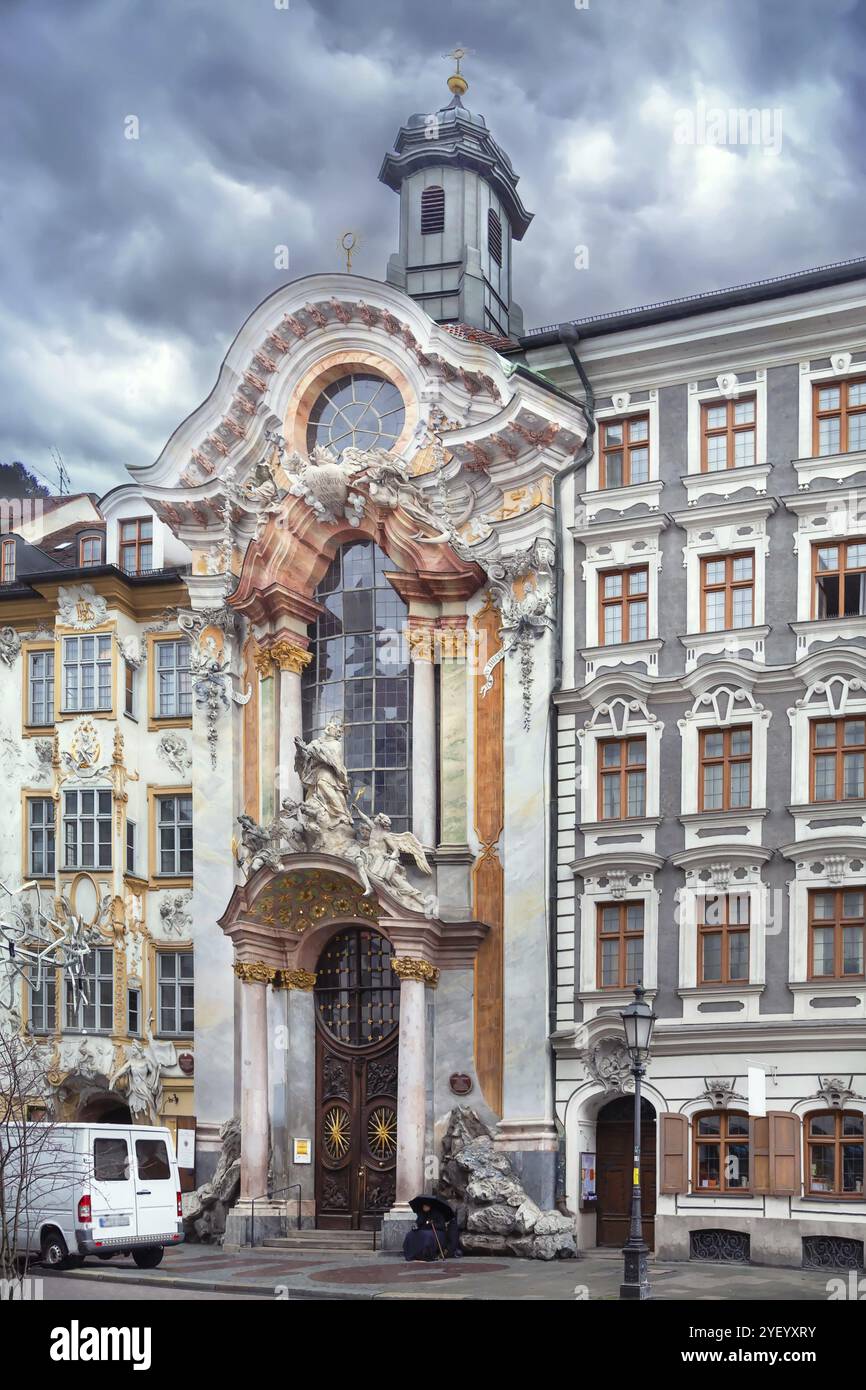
[271,638,312,807]
[236,962,273,1202]
[380,956,439,1249]
[408,624,436,848]
[281,977,318,1227]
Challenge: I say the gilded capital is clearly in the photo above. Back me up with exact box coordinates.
[391,956,440,988]
[406,625,435,663]
[269,640,313,674]
[233,960,277,985]
[252,646,274,678]
[275,968,317,991]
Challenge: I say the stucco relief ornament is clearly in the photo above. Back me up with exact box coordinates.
[158,891,193,940]
[584,1037,635,1094]
[57,584,109,629]
[117,634,144,669]
[61,718,105,776]
[0,626,21,666]
[190,635,251,769]
[479,539,557,731]
[157,730,192,778]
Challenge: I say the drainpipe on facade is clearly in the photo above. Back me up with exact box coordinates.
[547,324,595,1169]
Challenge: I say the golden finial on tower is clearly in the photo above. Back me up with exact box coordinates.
[337,230,361,273]
[443,45,472,98]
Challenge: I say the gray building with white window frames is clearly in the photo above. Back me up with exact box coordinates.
[519,260,866,1269]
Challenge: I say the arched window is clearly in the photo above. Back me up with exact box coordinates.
[420,185,445,235]
[806,1110,864,1196]
[302,539,412,832]
[306,374,405,458]
[488,208,503,267]
[693,1111,750,1192]
[315,928,399,1046]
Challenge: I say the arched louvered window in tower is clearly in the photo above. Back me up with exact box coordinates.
[488,208,503,266]
[420,185,445,235]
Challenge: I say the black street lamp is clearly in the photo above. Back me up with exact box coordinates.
[618,983,656,1301]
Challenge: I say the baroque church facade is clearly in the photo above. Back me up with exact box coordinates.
[1,66,864,1267]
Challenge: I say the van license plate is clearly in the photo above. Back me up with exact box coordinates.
[98,1215,130,1228]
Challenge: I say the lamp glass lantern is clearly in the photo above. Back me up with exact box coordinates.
[619,984,656,1065]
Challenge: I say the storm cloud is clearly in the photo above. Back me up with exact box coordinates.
[1,0,863,492]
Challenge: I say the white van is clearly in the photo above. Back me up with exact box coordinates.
[5,1122,184,1269]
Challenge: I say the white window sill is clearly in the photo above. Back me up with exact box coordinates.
[682,462,772,506]
[794,447,866,490]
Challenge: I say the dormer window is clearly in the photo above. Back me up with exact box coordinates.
[487,208,503,267]
[119,518,153,574]
[420,185,445,235]
[1,538,15,583]
[79,533,103,567]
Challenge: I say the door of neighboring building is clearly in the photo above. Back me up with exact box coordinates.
[314,927,400,1230]
[595,1095,657,1249]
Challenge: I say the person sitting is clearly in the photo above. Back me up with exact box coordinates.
[402,1198,462,1261]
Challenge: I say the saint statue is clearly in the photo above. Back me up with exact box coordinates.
[293,719,353,828]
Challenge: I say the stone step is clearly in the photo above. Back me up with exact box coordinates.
[262,1233,376,1252]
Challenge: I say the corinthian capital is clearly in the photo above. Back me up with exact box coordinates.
[391,956,440,988]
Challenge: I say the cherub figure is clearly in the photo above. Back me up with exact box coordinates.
[352,807,432,911]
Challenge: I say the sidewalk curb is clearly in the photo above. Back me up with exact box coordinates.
[53,1268,378,1300]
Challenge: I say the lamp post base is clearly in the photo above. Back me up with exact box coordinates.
[619,1242,652,1301]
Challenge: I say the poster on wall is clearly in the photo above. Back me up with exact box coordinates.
[579,1151,597,1207]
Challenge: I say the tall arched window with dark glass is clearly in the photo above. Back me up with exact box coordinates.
[302,540,412,832]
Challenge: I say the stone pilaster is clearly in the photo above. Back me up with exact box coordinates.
[380,955,439,1251]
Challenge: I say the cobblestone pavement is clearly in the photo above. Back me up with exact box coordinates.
[48,1243,843,1301]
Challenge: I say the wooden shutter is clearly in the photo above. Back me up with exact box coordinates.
[659,1112,689,1193]
[750,1116,770,1194]
[768,1111,800,1196]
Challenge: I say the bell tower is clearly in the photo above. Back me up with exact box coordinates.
[379,51,533,339]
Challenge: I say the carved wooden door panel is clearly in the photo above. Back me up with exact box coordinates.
[314,928,399,1230]
[596,1097,656,1249]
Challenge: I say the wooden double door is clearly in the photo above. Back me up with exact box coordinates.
[314,927,400,1230]
[596,1095,657,1249]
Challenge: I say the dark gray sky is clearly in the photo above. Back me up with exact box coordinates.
[2,0,864,494]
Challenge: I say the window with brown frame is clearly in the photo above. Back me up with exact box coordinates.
[699,726,752,811]
[600,415,650,488]
[119,517,153,574]
[810,717,865,802]
[1,539,15,583]
[597,902,644,989]
[598,565,648,645]
[809,888,865,981]
[693,1110,750,1191]
[698,893,750,985]
[806,1110,864,1196]
[701,396,756,472]
[812,378,866,457]
[812,538,866,618]
[700,552,754,632]
[78,533,103,567]
[598,737,646,820]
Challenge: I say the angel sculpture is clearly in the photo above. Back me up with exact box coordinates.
[109,1017,177,1122]
[235,814,282,878]
[352,807,432,912]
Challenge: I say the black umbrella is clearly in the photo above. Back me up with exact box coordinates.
[409,1193,454,1223]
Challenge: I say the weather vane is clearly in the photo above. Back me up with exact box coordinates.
[443,45,473,97]
[338,230,360,273]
